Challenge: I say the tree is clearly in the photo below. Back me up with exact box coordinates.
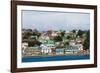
[60,30,65,37]
[76,30,84,38]
[27,29,32,32]
[47,30,52,35]
[66,35,71,39]
[32,29,41,38]
[32,29,38,35]
[37,32,41,37]
[83,30,90,50]
[72,30,76,33]
[22,32,32,39]
[54,36,62,42]
[28,40,42,47]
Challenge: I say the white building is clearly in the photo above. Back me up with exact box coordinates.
[22,42,28,54]
[69,40,83,51]
[69,40,76,46]
[51,32,58,37]
[56,48,64,55]
[76,44,83,50]
[40,44,51,54]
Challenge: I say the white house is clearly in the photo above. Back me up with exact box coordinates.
[40,44,52,54]
[40,33,50,40]
[51,32,58,37]
[69,40,83,51]
[76,44,83,50]
[22,42,28,54]
[65,46,79,54]
[40,40,55,54]
[69,40,76,46]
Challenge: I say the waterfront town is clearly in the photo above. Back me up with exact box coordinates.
[22,29,90,57]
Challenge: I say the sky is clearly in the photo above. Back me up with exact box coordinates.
[22,10,90,31]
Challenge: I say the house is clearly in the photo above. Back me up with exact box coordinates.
[23,46,41,57]
[65,40,83,54]
[29,35,37,40]
[55,42,60,46]
[51,31,58,37]
[40,44,52,54]
[65,46,79,54]
[38,34,47,44]
[39,33,50,41]
[40,40,55,54]
[22,42,28,55]
[22,42,28,50]
[62,37,69,42]
[64,31,69,37]
[76,43,83,50]
[39,39,47,44]
[56,48,64,55]
[29,46,41,56]
[69,40,76,46]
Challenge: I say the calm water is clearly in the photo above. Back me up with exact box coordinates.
[22,55,90,62]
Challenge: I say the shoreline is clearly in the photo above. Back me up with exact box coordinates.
[22,53,89,58]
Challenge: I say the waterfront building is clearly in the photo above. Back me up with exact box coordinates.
[56,48,64,55]
[40,40,55,54]
[65,46,79,54]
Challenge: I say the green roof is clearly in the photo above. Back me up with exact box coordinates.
[30,36,37,39]
[47,40,55,44]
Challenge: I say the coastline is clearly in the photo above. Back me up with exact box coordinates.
[22,53,89,58]
[22,50,90,58]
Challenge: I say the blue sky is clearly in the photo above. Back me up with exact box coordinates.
[22,10,90,31]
